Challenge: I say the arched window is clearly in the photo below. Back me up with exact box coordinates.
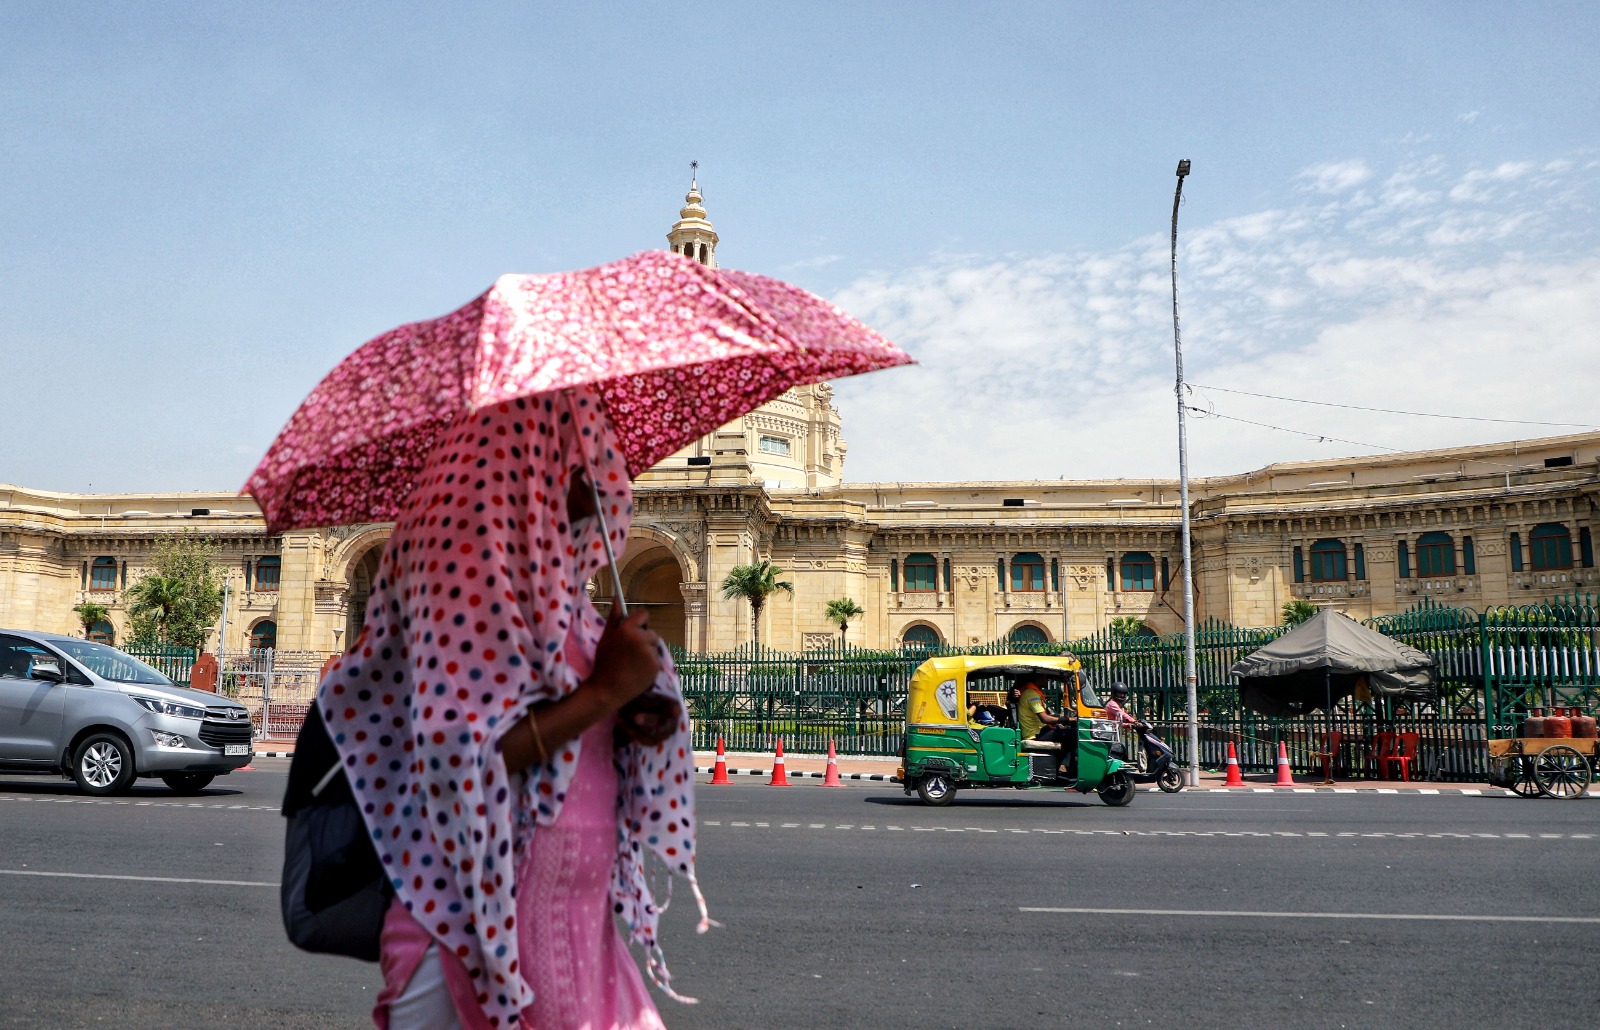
[90,556,118,591]
[88,620,114,645]
[901,625,941,650]
[1120,552,1155,592]
[249,620,277,651]
[1416,532,1455,577]
[1008,624,1049,646]
[1010,552,1045,592]
[903,553,937,592]
[255,555,281,591]
[1309,539,1347,582]
[1529,523,1573,570]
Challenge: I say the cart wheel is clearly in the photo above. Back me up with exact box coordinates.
[916,773,956,807]
[1533,745,1591,800]
[1506,756,1542,798]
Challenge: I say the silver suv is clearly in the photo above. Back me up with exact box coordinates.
[0,629,254,795]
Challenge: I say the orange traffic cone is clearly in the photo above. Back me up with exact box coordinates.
[1224,741,1245,786]
[709,736,731,785]
[822,739,843,787]
[767,737,791,786]
[1275,740,1296,786]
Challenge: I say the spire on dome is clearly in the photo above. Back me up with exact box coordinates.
[667,162,718,268]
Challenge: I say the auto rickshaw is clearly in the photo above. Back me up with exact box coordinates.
[898,654,1135,807]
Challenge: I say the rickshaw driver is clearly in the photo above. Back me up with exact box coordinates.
[1013,677,1077,777]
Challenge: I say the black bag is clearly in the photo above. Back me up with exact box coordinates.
[280,704,392,961]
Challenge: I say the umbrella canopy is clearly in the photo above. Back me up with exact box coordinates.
[1230,609,1437,717]
[244,250,912,535]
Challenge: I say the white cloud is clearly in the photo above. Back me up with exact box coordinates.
[1459,110,1482,124]
[832,153,1600,483]
[1295,160,1373,194]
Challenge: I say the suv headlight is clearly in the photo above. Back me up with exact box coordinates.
[1089,719,1121,741]
[133,696,207,720]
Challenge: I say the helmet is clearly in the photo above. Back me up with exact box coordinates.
[1109,681,1130,700]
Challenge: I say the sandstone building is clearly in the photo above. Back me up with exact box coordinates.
[4,184,1597,655]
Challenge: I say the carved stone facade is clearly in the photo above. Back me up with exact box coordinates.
[3,435,1597,653]
[5,186,1596,653]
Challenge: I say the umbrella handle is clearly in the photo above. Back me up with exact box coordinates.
[563,391,628,618]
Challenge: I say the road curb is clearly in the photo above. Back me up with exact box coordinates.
[697,766,900,782]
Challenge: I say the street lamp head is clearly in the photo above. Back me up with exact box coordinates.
[1176,159,1191,178]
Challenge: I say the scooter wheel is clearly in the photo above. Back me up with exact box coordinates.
[1157,767,1184,793]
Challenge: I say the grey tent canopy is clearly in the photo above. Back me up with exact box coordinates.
[1230,609,1437,717]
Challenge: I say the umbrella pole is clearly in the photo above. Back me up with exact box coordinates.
[589,475,629,618]
[563,390,629,618]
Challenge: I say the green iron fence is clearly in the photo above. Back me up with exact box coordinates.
[675,597,1600,782]
[122,644,199,685]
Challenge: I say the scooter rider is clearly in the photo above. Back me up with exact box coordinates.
[1103,681,1144,730]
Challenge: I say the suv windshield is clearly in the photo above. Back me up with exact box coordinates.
[50,639,175,686]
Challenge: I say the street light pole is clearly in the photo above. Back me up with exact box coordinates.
[1170,159,1201,788]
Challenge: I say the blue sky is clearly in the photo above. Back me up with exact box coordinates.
[3,2,1597,492]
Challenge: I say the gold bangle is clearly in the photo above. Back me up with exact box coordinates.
[527,711,548,764]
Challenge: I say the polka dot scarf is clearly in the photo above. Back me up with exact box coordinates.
[320,386,707,1028]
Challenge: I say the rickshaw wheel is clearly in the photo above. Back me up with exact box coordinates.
[1533,745,1591,800]
[917,773,957,807]
[1157,767,1184,793]
[1097,772,1136,807]
[1506,756,1542,798]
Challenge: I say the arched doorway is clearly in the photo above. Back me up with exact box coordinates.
[592,539,687,651]
[344,542,387,647]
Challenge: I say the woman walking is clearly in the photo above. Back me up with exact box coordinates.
[319,387,708,1029]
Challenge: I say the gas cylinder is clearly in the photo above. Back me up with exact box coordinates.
[1520,707,1547,738]
[1570,708,1598,739]
[1543,707,1573,739]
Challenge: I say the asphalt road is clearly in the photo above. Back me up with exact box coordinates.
[0,763,1595,1029]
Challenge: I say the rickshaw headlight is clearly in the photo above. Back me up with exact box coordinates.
[1089,719,1120,741]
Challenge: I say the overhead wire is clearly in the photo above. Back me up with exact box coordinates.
[1187,383,1598,430]
[1184,402,1596,478]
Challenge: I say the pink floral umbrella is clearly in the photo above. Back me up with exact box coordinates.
[244,250,911,535]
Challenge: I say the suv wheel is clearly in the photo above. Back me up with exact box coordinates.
[73,733,135,795]
[160,773,215,794]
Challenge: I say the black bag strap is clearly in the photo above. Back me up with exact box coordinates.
[282,703,349,818]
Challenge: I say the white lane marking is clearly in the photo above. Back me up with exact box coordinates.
[0,795,277,812]
[1019,906,1600,925]
[696,823,1588,841]
[0,869,274,887]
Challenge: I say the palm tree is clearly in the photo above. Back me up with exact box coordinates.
[72,601,110,639]
[720,561,793,650]
[1281,599,1318,627]
[824,598,866,647]
[124,574,186,645]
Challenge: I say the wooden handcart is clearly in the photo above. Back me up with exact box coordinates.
[1487,737,1596,799]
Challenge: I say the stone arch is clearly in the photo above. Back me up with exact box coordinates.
[898,621,944,649]
[591,525,698,651]
[330,528,391,648]
[1005,621,1054,645]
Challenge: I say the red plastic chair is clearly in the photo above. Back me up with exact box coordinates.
[1386,732,1421,782]
[1369,732,1397,780]
[1315,730,1343,783]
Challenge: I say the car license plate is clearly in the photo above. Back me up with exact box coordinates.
[224,744,250,757]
